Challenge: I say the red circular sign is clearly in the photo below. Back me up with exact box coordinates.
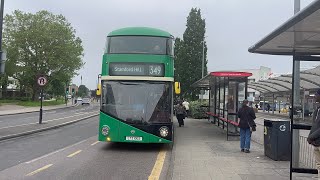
[37,76,47,86]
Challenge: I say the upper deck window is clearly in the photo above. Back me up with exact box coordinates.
[107,36,171,55]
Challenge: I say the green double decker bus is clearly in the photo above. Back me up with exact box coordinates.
[98,27,176,143]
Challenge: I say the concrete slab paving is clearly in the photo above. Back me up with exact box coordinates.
[170,117,317,180]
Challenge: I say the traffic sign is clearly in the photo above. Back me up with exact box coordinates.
[37,76,47,86]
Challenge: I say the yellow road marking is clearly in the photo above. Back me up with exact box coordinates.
[67,150,82,158]
[90,141,99,146]
[148,149,166,180]
[26,164,53,176]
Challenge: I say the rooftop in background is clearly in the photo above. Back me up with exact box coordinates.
[248,0,320,56]
[192,71,252,88]
[107,27,172,37]
[248,65,320,94]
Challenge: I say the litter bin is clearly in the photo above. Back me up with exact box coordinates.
[264,119,290,161]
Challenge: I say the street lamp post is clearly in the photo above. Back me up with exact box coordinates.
[200,37,206,101]
[0,0,6,74]
[0,0,4,52]
[201,40,205,78]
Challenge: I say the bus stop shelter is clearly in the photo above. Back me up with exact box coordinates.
[248,0,320,178]
[192,71,252,140]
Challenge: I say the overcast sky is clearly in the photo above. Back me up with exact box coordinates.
[4,0,318,89]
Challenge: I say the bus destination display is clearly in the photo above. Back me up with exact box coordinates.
[109,63,164,76]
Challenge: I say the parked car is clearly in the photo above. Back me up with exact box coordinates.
[82,97,90,105]
[76,97,82,104]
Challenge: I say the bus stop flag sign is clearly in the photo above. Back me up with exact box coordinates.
[37,75,47,124]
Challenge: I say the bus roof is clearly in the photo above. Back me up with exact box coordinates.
[107,27,172,37]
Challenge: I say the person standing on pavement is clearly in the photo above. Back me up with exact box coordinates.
[176,101,186,127]
[266,104,270,113]
[182,99,190,117]
[238,99,256,153]
[307,89,320,179]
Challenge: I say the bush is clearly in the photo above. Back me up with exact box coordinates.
[19,97,31,101]
[189,100,209,119]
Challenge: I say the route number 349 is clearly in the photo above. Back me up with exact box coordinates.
[149,65,162,75]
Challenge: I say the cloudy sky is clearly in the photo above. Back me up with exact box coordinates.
[4,0,318,89]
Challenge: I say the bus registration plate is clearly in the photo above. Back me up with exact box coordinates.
[125,136,142,141]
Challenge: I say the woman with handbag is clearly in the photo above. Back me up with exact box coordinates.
[238,99,256,153]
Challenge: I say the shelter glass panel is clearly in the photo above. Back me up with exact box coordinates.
[219,81,224,117]
[224,84,229,118]
[238,82,246,109]
[210,83,215,113]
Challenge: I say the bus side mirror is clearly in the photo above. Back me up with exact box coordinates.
[174,82,181,94]
[96,83,101,96]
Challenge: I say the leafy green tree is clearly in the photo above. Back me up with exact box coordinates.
[174,8,207,100]
[46,79,65,97]
[78,85,89,97]
[3,10,84,101]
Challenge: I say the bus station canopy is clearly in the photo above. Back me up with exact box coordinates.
[248,0,320,55]
[192,71,252,88]
[248,66,320,94]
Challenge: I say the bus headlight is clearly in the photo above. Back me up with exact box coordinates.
[159,126,169,137]
[101,126,110,136]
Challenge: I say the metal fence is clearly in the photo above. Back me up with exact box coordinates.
[299,135,316,169]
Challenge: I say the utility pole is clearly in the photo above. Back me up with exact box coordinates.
[201,40,205,78]
[200,38,205,102]
[0,0,4,50]
[291,0,301,178]
[0,0,6,74]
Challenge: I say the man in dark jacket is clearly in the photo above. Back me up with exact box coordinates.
[307,89,320,178]
[238,99,256,153]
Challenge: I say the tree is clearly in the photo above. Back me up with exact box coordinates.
[46,78,65,97]
[174,8,207,100]
[78,85,89,97]
[3,10,84,101]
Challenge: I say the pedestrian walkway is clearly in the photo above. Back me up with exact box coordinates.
[0,102,99,141]
[0,101,75,115]
[170,118,316,180]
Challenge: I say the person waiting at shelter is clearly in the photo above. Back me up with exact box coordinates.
[175,100,187,127]
[182,99,190,117]
[238,99,256,153]
[307,89,320,179]
[267,103,271,113]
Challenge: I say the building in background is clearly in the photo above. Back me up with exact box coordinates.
[237,66,272,103]
[67,84,79,96]
[201,66,272,103]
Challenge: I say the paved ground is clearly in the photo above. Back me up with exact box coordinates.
[0,116,99,171]
[0,116,170,180]
[170,118,316,180]
[0,103,99,141]
[0,103,92,128]
[0,106,317,180]
[0,101,75,115]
